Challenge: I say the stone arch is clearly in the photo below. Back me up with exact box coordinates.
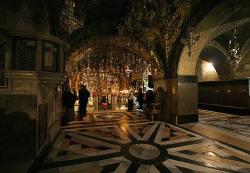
[135,79,144,90]
[7,111,31,120]
[205,40,231,59]
[1,111,36,161]
[177,0,249,76]
[69,37,160,68]
[166,0,250,124]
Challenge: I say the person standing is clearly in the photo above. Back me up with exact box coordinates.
[137,88,144,109]
[127,84,135,111]
[144,90,155,118]
[64,87,77,124]
[145,90,155,107]
[79,85,90,117]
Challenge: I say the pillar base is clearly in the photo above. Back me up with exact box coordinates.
[169,114,198,125]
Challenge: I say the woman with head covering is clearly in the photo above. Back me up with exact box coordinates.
[64,87,77,124]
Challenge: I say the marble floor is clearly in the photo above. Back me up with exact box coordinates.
[23,110,250,173]
[198,109,250,138]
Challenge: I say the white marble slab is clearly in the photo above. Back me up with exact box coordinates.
[114,161,131,173]
[167,143,206,152]
[143,121,160,140]
[99,156,123,166]
[215,141,250,158]
[169,159,227,173]
[162,160,182,173]
[197,122,250,143]
[154,122,165,144]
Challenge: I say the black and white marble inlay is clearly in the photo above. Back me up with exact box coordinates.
[28,119,250,173]
[199,109,250,138]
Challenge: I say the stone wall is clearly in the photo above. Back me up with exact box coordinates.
[0,0,49,34]
[0,31,68,161]
[236,50,250,79]
[197,59,220,82]
[0,79,63,160]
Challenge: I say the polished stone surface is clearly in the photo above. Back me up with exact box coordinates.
[22,110,250,173]
[178,82,198,115]
[129,144,160,160]
[96,113,124,121]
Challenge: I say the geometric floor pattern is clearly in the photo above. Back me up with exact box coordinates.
[199,109,250,138]
[62,111,149,130]
[27,110,250,172]
[92,111,146,121]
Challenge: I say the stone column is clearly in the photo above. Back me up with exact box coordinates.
[166,75,198,124]
[177,75,198,124]
[166,77,178,123]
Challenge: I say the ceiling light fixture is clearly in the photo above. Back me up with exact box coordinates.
[118,0,183,53]
[181,0,200,57]
[60,0,83,36]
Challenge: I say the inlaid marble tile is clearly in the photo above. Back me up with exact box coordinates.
[28,110,250,173]
[114,161,131,173]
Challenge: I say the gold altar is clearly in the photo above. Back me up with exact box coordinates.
[93,92,117,111]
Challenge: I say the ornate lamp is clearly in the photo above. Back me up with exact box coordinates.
[181,0,200,57]
[60,0,83,35]
[181,27,200,57]
[228,29,241,67]
[119,0,183,51]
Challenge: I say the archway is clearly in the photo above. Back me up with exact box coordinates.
[65,35,164,111]
[168,0,250,124]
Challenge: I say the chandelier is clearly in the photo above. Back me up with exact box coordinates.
[181,0,200,57]
[181,27,200,57]
[228,29,241,67]
[118,0,182,51]
[68,47,159,79]
[79,48,147,76]
[60,0,83,35]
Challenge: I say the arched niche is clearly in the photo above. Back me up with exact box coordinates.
[1,111,36,161]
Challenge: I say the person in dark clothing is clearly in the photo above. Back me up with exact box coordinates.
[145,90,155,108]
[136,88,144,109]
[144,90,155,118]
[78,85,90,117]
[64,88,77,124]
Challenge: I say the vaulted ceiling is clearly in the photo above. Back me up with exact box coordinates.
[2,0,250,79]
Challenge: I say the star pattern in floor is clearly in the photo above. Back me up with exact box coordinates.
[27,110,250,173]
